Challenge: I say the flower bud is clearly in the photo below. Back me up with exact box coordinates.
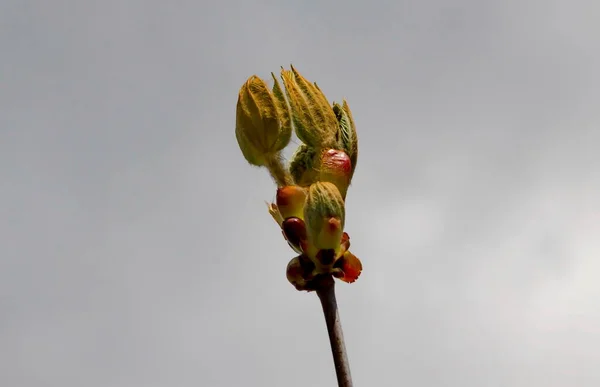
[320,149,353,199]
[281,217,307,254]
[333,100,358,179]
[275,186,307,220]
[289,144,319,187]
[280,66,339,149]
[235,74,292,166]
[286,255,316,291]
[304,182,345,253]
[286,256,307,291]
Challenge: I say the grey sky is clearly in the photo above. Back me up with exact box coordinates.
[1,1,599,386]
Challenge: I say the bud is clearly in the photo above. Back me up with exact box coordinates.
[280,66,339,149]
[275,186,307,220]
[333,100,358,179]
[304,182,345,254]
[235,75,292,166]
[333,251,363,283]
[289,144,319,187]
[286,255,316,291]
[320,149,353,199]
[281,217,307,254]
[286,256,307,291]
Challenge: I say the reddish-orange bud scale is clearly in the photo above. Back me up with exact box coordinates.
[282,217,307,250]
[341,232,350,250]
[276,186,307,220]
[320,149,352,198]
[286,261,303,277]
[322,149,352,175]
[326,217,342,233]
[276,186,293,206]
[335,251,363,283]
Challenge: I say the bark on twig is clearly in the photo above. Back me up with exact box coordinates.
[316,275,353,387]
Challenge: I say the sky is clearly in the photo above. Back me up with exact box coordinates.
[1,0,599,386]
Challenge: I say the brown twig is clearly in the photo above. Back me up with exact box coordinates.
[315,275,353,387]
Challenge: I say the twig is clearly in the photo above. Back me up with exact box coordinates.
[316,275,353,387]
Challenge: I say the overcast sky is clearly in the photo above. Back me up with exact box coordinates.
[2,1,600,386]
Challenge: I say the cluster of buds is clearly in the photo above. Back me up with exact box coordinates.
[236,66,362,291]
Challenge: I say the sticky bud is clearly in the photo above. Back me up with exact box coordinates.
[320,149,353,199]
[286,255,316,291]
[276,186,307,220]
[333,100,358,179]
[304,182,345,253]
[235,75,292,166]
[280,66,339,150]
[289,144,319,187]
[281,217,307,254]
[286,256,307,291]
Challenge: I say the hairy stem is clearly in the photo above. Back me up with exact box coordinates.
[316,276,353,387]
[265,153,292,187]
